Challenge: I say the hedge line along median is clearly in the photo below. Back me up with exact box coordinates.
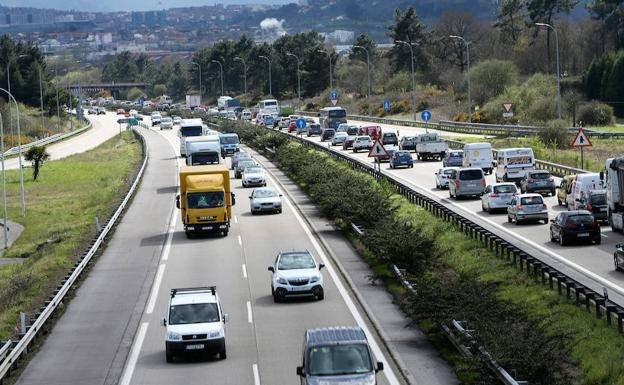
[213,119,624,385]
[0,131,142,339]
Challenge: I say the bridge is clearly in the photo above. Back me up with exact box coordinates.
[68,82,148,98]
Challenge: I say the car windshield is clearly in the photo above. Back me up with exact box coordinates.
[494,185,517,194]
[308,344,373,376]
[278,253,316,270]
[169,303,219,325]
[398,152,411,159]
[590,193,607,204]
[254,189,278,198]
[530,172,550,179]
[459,169,483,180]
[220,135,239,144]
[237,160,256,170]
[245,167,262,174]
[328,109,347,118]
[566,214,594,224]
[236,153,251,161]
[347,127,359,135]
[187,192,225,209]
[520,196,543,205]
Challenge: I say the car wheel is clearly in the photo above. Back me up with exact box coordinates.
[514,215,520,225]
[551,189,556,196]
[482,202,488,212]
[222,229,229,237]
[251,210,256,215]
[558,198,563,206]
[550,229,556,242]
[166,347,174,363]
[615,256,622,272]
[559,232,566,246]
[313,286,324,301]
[507,215,512,223]
[353,149,358,153]
[219,347,227,360]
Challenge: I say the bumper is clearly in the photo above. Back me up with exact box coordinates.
[392,162,412,168]
[515,212,549,221]
[487,200,510,209]
[591,211,608,221]
[166,337,225,355]
[252,205,281,213]
[562,230,601,242]
[243,180,266,187]
[186,222,229,233]
[276,284,322,298]
[526,186,555,194]
[222,148,240,157]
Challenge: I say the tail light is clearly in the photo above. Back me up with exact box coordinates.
[517,205,524,210]
[528,179,534,183]
[586,203,593,211]
[455,180,461,189]
[543,204,547,210]
[490,193,499,198]
[482,179,486,187]
[565,222,577,230]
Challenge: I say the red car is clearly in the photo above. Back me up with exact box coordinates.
[116,108,126,115]
[359,125,382,142]
[288,121,297,133]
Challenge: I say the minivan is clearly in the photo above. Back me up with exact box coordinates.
[297,326,383,385]
[449,168,486,199]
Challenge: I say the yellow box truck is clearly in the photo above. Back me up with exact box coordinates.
[176,165,235,237]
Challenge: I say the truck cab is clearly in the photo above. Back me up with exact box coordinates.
[219,133,240,157]
[185,136,221,166]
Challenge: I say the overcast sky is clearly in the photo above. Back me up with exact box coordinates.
[3,0,293,12]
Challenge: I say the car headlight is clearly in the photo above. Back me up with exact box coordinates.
[310,275,320,283]
[208,330,222,339]
[167,331,182,341]
[277,277,288,285]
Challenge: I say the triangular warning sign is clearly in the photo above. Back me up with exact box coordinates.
[368,140,389,158]
[571,128,592,148]
[503,103,513,112]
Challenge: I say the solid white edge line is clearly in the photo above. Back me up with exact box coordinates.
[235,215,238,224]
[263,171,402,385]
[119,322,149,385]
[247,301,253,324]
[238,234,243,246]
[242,263,248,278]
[252,363,261,385]
[145,263,166,314]
[161,212,177,261]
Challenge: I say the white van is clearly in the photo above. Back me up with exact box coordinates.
[495,148,535,183]
[241,110,252,121]
[567,173,604,210]
[462,143,494,174]
[185,136,221,166]
[178,118,206,156]
[257,99,279,114]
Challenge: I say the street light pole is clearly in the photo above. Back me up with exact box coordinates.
[395,40,416,121]
[258,55,272,96]
[286,53,301,102]
[0,87,25,216]
[449,35,472,123]
[233,57,247,97]
[317,49,333,90]
[38,64,45,131]
[211,60,224,96]
[536,22,561,120]
[189,61,202,103]
[0,111,7,248]
[54,67,61,132]
[352,45,371,114]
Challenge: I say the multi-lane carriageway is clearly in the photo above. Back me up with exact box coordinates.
[295,117,624,306]
[13,114,460,385]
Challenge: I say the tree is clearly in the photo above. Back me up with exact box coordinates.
[434,11,486,73]
[495,0,527,42]
[153,84,167,97]
[387,7,429,73]
[470,60,519,105]
[349,34,376,62]
[101,51,139,82]
[604,50,624,116]
[25,146,49,181]
[586,0,624,51]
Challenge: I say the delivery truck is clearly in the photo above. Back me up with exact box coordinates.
[606,157,624,232]
[176,165,235,237]
[178,118,206,156]
[185,136,221,166]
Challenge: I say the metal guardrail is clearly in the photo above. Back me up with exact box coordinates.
[3,118,92,158]
[0,128,149,382]
[0,342,11,364]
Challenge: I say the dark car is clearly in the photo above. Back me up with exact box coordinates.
[320,128,335,141]
[550,210,601,246]
[389,150,414,169]
[307,123,323,137]
[381,132,398,146]
[520,170,556,196]
[342,135,356,150]
[615,243,624,271]
[399,136,417,152]
[583,190,608,224]
[442,150,463,167]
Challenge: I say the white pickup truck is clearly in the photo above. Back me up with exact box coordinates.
[415,132,448,161]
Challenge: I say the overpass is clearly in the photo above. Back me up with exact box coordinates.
[69,82,148,98]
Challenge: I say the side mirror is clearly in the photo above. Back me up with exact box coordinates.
[296,366,304,376]
[223,314,230,323]
[376,362,384,372]
[160,317,167,327]
[249,196,252,199]
[268,266,275,272]
[550,219,555,223]
[175,195,180,209]
[319,263,325,270]
[231,192,236,206]
[279,194,283,197]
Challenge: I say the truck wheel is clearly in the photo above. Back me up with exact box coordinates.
[166,348,174,363]
[222,229,229,237]
[219,347,227,360]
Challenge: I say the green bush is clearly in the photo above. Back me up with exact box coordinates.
[385,72,411,93]
[469,59,519,105]
[280,106,294,116]
[538,119,571,150]
[578,101,614,126]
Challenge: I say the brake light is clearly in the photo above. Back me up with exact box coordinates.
[528,179,534,183]
[543,204,547,210]
[455,180,461,188]
[586,203,593,211]
[565,222,577,230]
[490,194,499,198]
[517,205,524,210]
[482,179,486,187]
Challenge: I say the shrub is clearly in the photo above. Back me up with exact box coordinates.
[577,101,614,126]
[390,99,410,114]
[385,72,412,93]
[280,106,294,116]
[469,60,519,105]
[538,119,570,149]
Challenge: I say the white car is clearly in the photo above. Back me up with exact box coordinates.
[481,183,518,212]
[242,166,266,187]
[331,132,348,146]
[161,287,229,362]
[352,135,373,153]
[173,116,182,125]
[151,114,162,126]
[435,167,459,189]
[129,109,138,116]
[249,187,282,214]
[160,117,173,130]
[268,251,325,302]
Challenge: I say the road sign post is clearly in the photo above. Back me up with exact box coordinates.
[383,100,391,113]
[571,127,592,170]
[296,118,307,137]
[420,110,432,133]
[330,90,339,106]
[368,140,389,172]
[502,103,514,118]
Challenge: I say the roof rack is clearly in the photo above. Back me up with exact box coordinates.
[170,286,216,298]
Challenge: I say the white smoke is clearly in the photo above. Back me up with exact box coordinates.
[260,18,286,40]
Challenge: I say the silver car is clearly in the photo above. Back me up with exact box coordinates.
[507,193,549,224]
[331,132,348,146]
[242,166,266,188]
[160,117,173,130]
[448,168,485,199]
[231,152,252,170]
[235,160,257,179]
[249,187,282,214]
[481,183,518,212]
[435,167,459,189]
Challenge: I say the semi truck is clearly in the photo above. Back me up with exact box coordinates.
[606,157,624,232]
[415,132,448,161]
[176,165,235,237]
[185,136,221,166]
[186,94,201,108]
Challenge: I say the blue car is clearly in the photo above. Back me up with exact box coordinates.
[389,150,414,169]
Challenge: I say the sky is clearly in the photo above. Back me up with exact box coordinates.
[2,0,294,12]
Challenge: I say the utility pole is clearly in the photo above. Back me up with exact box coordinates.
[449,35,472,123]
[258,55,272,96]
[286,52,301,102]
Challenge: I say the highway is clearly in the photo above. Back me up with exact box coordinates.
[292,123,624,306]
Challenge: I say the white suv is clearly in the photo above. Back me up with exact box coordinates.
[352,135,373,153]
[268,251,325,302]
[161,286,229,362]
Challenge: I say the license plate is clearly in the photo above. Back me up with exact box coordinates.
[601,208,607,212]
[186,344,205,350]
[202,226,213,230]
[577,233,589,237]
[291,286,307,291]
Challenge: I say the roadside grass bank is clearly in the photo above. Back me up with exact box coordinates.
[0,131,142,339]
[216,119,624,385]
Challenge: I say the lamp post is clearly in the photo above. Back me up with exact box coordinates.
[395,40,417,121]
[189,61,202,104]
[0,111,7,248]
[317,49,333,90]
[0,87,25,216]
[211,59,224,96]
[449,35,472,123]
[258,55,272,96]
[54,67,61,132]
[536,22,561,120]
[286,52,301,101]
[38,64,45,131]
[352,45,371,114]
[233,57,247,97]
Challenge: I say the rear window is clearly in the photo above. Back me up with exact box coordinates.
[494,184,517,194]
[443,169,455,175]
[449,152,462,158]
[590,193,607,205]
[565,214,594,225]
[520,196,544,205]
[458,169,483,180]
[530,172,550,179]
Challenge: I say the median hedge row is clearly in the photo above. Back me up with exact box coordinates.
[216,119,624,385]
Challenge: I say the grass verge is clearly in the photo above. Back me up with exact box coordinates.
[0,131,142,339]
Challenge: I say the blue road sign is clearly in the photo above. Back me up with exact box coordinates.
[296,118,307,129]
[383,100,391,112]
[421,110,432,122]
[330,90,338,101]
